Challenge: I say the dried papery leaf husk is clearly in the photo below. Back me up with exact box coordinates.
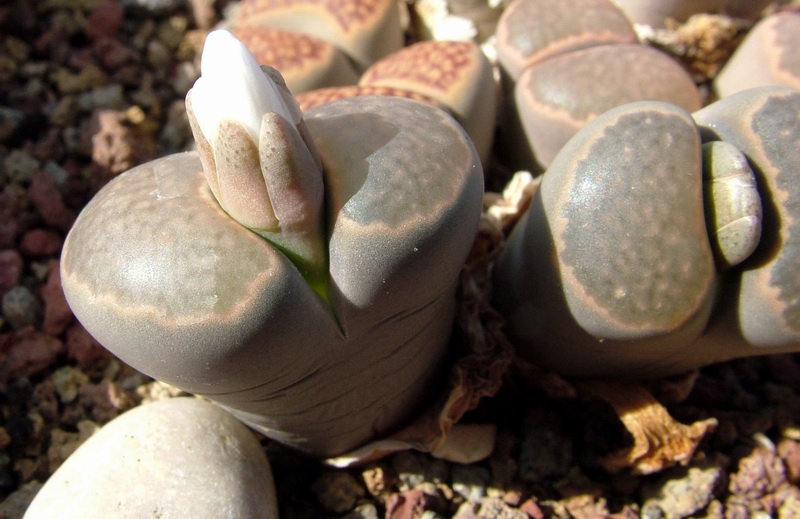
[577,380,717,475]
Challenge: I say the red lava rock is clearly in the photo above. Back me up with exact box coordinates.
[0,328,64,388]
[65,322,109,370]
[0,189,21,247]
[93,37,137,70]
[20,229,63,257]
[40,260,73,335]
[385,488,443,519]
[76,379,134,423]
[519,498,545,519]
[85,1,124,41]
[729,446,787,502]
[28,171,74,232]
[0,249,24,297]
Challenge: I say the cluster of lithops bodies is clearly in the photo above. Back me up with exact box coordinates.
[494,86,800,378]
[215,0,498,165]
[304,39,498,164]
[27,1,800,514]
[59,30,483,457]
[225,0,404,85]
[495,0,702,172]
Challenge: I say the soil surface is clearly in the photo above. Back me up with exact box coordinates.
[1,1,800,518]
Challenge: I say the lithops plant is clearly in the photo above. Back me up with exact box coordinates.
[227,0,404,72]
[59,30,483,457]
[495,0,701,172]
[693,86,800,359]
[296,39,498,165]
[494,86,800,378]
[359,39,497,163]
[494,101,716,378]
[713,11,800,99]
[25,398,278,518]
[230,25,359,94]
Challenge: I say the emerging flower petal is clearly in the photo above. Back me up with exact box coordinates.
[186,29,327,299]
[191,30,298,145]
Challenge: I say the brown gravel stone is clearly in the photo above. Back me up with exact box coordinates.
[0,328,63,387]
[85,109,158,177]
[64,322,108,371]
[39,260,72,335]
[312,470,367,514]
[0,249,23,297]
[74,379,135,423]
[19,229,62,257]
[85,0,124,41]
[777,439,800,484]
[28,171,74,232]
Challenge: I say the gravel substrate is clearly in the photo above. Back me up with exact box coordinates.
[1,1,800,518]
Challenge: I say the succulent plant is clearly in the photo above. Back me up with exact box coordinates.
[713,11,800,99]
[495,0,701,172]
[306,39,498,165]
[493,86,800,378]
[229,25,360,94]
[60,30,483,457]
[228,0,404,72]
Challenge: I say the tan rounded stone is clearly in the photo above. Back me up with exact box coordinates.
[25,398,277,519]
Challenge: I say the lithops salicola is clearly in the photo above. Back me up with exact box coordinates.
[713,11,800,99]
[692,86,800,359]
[495,0,701,172]
[495,86,800,377]
[230,25,359,94]
[358,40,497,164]
[25,398,278,519]
[494,101,718,378]
[228,0,403,71]
[59,31,483,456]
[514,43,701,169]
[495,0,637,82]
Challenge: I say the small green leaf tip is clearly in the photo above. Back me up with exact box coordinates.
[186,29,328,299]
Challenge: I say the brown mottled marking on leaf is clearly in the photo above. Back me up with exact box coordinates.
[237,0,383,32]
[231,26,327,72]
[296,86,442,112]
[361,41,474,93]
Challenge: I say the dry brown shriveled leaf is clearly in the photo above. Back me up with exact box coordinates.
[578,380,718,474]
